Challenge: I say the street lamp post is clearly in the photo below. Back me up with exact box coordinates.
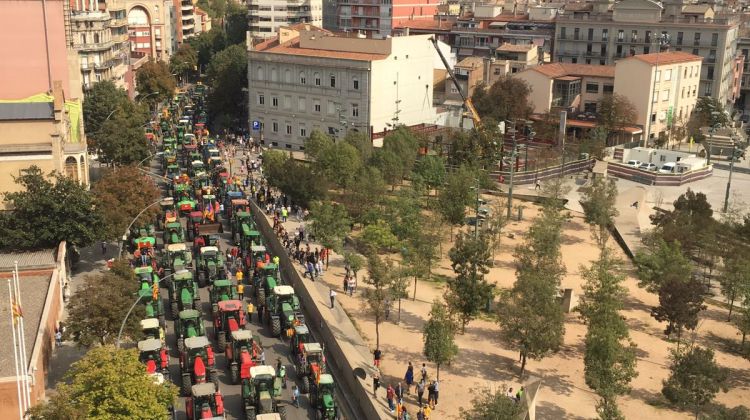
[116,269,189,348]
[723,142,740,213]
[506,126,518,219]
[137,151,163,167]
[117,197,167,257]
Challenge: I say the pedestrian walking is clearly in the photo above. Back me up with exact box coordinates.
[329,288,337,308]
[348,276,356,296]
[55,330,62,347]
[373,373,380,396]
[432,379,439,406]
[515,386,525,403]
[421,363,428,382]
[292,385,300,408]
[343,275,349,294]
[535,179,541,190]
[101,241,107,255]
[416,379,425,406]
[417,406,425,420]
[373,348,382,368]
[281,206,288,222]
[427,381,435,409]
[386,385,395,412]
[247,302,254,323]
[236,269,244,285]
[237,282,245,300]
[395,382,404,404]
[260,349,266,365]
[404,362,414,393]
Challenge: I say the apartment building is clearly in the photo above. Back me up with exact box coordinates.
[124,0,176,59]
[249,0,323,39]
[554,0,740,107]
[737,36,750,111]
[247,25,436,149]
[517,62,616,114]
[69,2,130,92]
[174,0,196,42]
[337,0,440,38]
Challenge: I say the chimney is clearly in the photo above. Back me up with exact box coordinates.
[52,80,64,112]
[404,27,410,36]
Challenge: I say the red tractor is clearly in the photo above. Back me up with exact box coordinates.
[186,383,226,419]
[225,330,262,384]
[214,300,246,351]
[137,338,169,380]
[180,336,219,395]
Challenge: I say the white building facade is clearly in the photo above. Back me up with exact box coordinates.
[247,26,436,149]
[248,0,323,39]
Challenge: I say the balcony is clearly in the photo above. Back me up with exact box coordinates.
[182,3,194,11]
[95,57,121,70]
[110,18,128,28]
[112,33,129,43]
[182,23,195,30]
[75,40,114,52]
[71,11,109,22]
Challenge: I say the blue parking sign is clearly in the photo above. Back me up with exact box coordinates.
[252,121,261,131]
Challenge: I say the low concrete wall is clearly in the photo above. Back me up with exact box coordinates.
[493,158,596,185]
[607,162,713,186]
[248,200,381,420]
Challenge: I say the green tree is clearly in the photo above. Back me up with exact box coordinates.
[422,300,458,380]
[344,130,374,163]
[316,141,363,190]
[651,276,707,344]
[719,255,750,321]
[28,346,176,420]
[687,96,729,143]
[341,166,386,224]
[206,44,247,132]
[662,346,730,419]
[736,295,750,351]
[135,59,176,107]
[372,148,405,190]
[362,254,395,349]
[169,43,198,82]
[261,149,288,181]
[711,405,750,420]
[580,177,619,248]
[436,166,474,237]
[83,81,130,152]
[92,166,162,240]
[304,130,335,161]
[404,212,441,299]
[381,127,420,178]
[0,166,103,250]
[413,155,446,194]
[634,238,693,293]
[471,76,532,122]
[225,0,248,45]
[308,201,351,253]
[65,262,143,347]
[446,232,494,331]
[498,194,567,376]
[189,27,227,69]
[97,101,151,166]
[343,251,365,280]
[458,387,523,419]
[651,189,715,259]
[597,94,637,143]
[578,248,638,420]
[389,264,410,324]
[264,156,327,207]
[361,220,399,253]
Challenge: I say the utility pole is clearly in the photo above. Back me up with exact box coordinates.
[474,177,481,239]
[506,125,518,219]
[723,144,740,213]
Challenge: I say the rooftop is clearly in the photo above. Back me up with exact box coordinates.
[497,43,534,53]
[0,248,57,272]
[627,51,703,66]
[456,56,485,69]
[0,102,54,121]
[681,4,712,14]
[527,62,615,79]
[395,19,455,31]
[0,274,53,377]
[253,32,389,62]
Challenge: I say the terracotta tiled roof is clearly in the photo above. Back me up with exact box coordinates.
[497,43,534,53]
[253,37,388,61]
[395,19,455,31]
[628,51,703,66]
[528,63,615,78]
[564,2,593,11]
[457,56,484,69]
[488,13,531,22]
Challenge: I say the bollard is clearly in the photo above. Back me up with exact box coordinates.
[517,206,523,221]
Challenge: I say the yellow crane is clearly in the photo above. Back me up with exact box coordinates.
[429,37,482,127]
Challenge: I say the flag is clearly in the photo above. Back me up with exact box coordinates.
[12,298,23,325]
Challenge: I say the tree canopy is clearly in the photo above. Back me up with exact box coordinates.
[92,166,162,240]
[28,346,176,420]
[169,43,198,82]
[0,166,103,250]
[458,387,523,420]
[308,201,351,252]
[206,44,247,132]
[83,81,131,152]
[97,100,151,166]
[422,299,458,379]
[580,177,619,248]
[135,60,176,107]
[662,346,730,418]
[471,76,533,122]
[597,94,637,141]
[446,232,494,331]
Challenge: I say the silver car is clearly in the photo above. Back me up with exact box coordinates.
[638,162,658,171]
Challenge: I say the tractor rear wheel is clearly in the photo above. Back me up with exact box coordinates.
[210,370,219,387]
[198,271,207,288]
[271,318,281,337]
[181,374,191,396]
[302,376,310,394]
[230,365,239,384]
[311,389,318,408]
[245,405,255,420]
[171,302,179,320]
[257,288,265,307]
[187,229,194,242]
[278,404,287,420]
[217,332,226,351]
[178,338,185,354]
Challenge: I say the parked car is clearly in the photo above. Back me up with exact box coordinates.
[626,160,642,168]
[658,162,677,174]
[638,162,658,171]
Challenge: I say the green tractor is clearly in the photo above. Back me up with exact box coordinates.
[134,266,159,292]
[168,270,200,319]
[163,222,185,245]
[290,324,312,359]
[311,374,338,420]
[226,330,262,385]
[195,246,226,287]
[139,288,165,327]
[295,342,327,394]
[209,279,238,316]
[264,285,303,338]
[175,309,205,354]
[163,243,193,276]
[214,300,247,350]
[239,225,263,257]
[185,383,226,420]
[179,336,219,395]
[243,365,286,420]
[232,212,254,244]
[253,263,279,304]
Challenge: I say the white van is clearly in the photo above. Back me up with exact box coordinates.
[658,162,677,174]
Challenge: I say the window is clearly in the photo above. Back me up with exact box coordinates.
[586,83,599,93]
[257,67,264,80]
[572,57,578,64]
[314,100,321,112]
[587,44,593,54]
[286,124,292,135]
[653,91,659,103]
[300,127,307,137]
[706,66,714,79]
[603,84,614,94]
[284,96,291,109]
[328,101,336,114]
[560,27,566,39]
[328,127,336,135]
[644,46,649,55]
[694,33,701,46]
[574,28,580,40]
[352,104,359,117]
[300,72,307,84]
[285,69,291,83]
[588,28,594,41]
[272,122,279,132]
[617,44,623,56]
[272,97,278,107]
[353,77,359,90]
[258,94,265,105]
[692,48,699,56]
[664,69,672,81]
[677,31,683,45]
[602,29,608,41]
[618,30,624,41]
[711,33,718,46]
[271,68,278,82]
[584,102,597,113]
[631,30,638,42]
[330,75,336,88]
[601,45,607,56]
[314,72,321,86]
[703,82,713,95]
[662,90,670,101]
[646,31,652,43]
[651,113,656,123]
[298,97,306,111]
[600,60,606,65]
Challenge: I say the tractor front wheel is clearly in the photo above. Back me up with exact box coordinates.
[278,404,287,420]
[257,288,266,307]
[217,332,226,351]
[245,405,256,420]
[311,389,318,408]
[210,370,219,388]
[271,318,281,337]
[230,365,239,384]
[178,338,185,354]
[302,376,310,394]
[198,271,207,288]
[181,374,191,396]
[171,302,179,320]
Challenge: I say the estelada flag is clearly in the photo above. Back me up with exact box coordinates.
[12,298,23,325]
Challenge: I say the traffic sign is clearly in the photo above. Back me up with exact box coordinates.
[252,121,261,131]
